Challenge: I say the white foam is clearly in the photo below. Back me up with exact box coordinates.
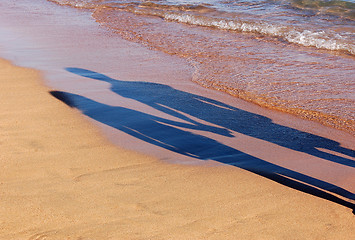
[162,12,355,55]
[284,30,355,54]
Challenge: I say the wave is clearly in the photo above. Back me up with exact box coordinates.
[133,9,355,55]
[48,0,355,55]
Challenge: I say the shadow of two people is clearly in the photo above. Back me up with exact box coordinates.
[50,67,355,211]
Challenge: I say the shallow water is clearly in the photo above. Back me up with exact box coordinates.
[48,0,355,55]
[48,0,355,135]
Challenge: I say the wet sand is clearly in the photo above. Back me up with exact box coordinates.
[0,0,355,239]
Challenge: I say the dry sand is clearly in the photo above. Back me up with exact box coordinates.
[1,58,354,239]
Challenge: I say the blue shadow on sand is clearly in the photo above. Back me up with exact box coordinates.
[50,67,355,212]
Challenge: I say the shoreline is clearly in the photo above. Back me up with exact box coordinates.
[1,57,354,239]
[1,0,355,238]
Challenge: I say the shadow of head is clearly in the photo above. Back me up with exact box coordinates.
[50,91,76,108]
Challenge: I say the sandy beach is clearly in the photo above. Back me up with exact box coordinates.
[0,57,354,239]
[1,0,355,239]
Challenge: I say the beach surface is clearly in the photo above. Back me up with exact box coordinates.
[0,0,355,239]
[1,57,355,239]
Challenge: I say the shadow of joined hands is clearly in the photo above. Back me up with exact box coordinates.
[66,67,355,168]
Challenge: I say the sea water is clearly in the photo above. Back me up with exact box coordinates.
[48,0,355,134]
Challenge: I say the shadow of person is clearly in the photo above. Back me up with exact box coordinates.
[65,68,355,168]
[50,91,355,211]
